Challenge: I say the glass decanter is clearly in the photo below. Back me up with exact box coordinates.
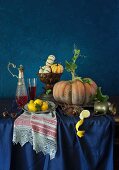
[8,62,28,108]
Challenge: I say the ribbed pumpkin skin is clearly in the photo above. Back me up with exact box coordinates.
[53,78,97,105]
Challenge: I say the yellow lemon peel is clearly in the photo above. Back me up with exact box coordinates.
[75,119,84,131]
[77,130,85,138]
[75,119,85,138]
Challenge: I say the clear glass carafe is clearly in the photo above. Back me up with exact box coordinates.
[8,63,28,108]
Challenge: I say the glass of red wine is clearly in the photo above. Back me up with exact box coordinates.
[27,78,37,100]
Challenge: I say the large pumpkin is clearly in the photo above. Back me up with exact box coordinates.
[53,78,97,105]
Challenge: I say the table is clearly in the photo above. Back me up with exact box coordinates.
[0,99,115,170]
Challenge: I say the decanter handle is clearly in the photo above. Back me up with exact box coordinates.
[7,62,18,78]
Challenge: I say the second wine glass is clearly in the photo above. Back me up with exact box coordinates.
[27,78,37,100]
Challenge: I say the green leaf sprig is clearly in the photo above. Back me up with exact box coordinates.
[46,89,52,95]
[91,87,109,103]
[65,49,80,80]
[95,87,109,102]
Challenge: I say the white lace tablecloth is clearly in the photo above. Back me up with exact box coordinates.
[12,111,57,160]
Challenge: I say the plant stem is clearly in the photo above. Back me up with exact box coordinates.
[71,71,75,80]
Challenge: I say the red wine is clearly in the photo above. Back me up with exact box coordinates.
[16,95,28,107]
[28,86,36,100]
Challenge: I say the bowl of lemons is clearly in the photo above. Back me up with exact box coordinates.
[23,99,56,114]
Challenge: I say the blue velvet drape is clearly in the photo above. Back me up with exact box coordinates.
[9,107,114,170]
[0,118,13,170]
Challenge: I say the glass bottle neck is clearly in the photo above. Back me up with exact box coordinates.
[18,78,25,86]
[17,65,25,86]
[18,70,24,79]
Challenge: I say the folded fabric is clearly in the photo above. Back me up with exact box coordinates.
[13,111,57,160]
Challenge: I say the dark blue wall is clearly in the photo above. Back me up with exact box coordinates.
[0,0,119,98]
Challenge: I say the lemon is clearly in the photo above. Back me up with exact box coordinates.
[27,103,37,112]
[29,100,34,104]
[80,110,90,120]
[41,101,49,111]
[34,99,43,106]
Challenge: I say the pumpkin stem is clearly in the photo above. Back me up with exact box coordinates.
[71,71,75,80]
[73,76,83,82]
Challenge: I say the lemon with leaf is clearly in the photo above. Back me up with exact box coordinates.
[34,99,43,106]
[41,101,49,111]
[27,102,38,112]
[29,100,34,104]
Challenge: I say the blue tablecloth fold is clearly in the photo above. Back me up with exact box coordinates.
[10,107,114,170]
[0,118,13,170]
[0,99,23,170]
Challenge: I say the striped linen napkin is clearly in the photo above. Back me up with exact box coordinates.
[13,111,57,160]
